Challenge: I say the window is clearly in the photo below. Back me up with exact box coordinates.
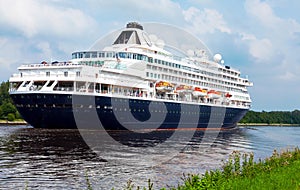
[91,52,97,58]
[46,72,50,77]
[84,52,90,58]
[99,52,105,57]
[64,72,68,77]
[76,71,80,77]
[106,52,113,58]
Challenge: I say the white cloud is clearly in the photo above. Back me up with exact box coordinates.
[249,38,272,62]
[0,36,25,81]
[86,0,183,23]
[279,71,297,81]
[241,34,273,62]
[36,41,52,59]
[0,0,97,38]
[245,0,300,36]
[241,0,300,81]
[0,37,22,67]
[182,7,231,34]
[245,0,280,27]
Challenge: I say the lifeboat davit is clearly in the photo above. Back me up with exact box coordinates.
[192,87,207,97]
[207,90,221,99]
[155,81,174,92]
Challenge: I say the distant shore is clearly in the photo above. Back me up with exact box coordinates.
[238,123,300,127]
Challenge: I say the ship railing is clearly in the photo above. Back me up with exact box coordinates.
[10,73,79,79]
[19,61,79,68]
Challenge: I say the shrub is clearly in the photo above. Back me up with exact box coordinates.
[7,113,15,121]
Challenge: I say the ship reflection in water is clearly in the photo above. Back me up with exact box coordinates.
[1,126,300,189]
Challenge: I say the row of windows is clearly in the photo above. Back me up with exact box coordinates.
[146,71,247,94]
[147,65,242,85]
[17,95,73,99]
[16,103,236,117]
[72,51,240,81]
[72,51,149,61]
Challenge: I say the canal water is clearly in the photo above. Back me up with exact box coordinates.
[0,125,300,189]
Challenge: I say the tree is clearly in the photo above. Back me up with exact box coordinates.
[7,113,15,121]
[0,107,3,119]
[240,110,300,124]
[0,102,17,116]
[0,81,10,105]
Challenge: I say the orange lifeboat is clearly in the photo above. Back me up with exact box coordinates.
[207,90,221,99]
[155,81,174,92]
[192,87,207,97]
[176,85,192,94]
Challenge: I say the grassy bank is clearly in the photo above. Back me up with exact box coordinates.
[116,148,300,190]
[238,123,300,127]
[167,148,300,190]
[0,119,27,125]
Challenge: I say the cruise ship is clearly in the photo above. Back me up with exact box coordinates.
[9,22,252,130]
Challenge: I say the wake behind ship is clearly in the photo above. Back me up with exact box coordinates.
[9,22,253,130]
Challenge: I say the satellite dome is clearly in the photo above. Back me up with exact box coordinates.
[213,54,222,62]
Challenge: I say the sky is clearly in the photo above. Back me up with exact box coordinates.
[0,0,299,111]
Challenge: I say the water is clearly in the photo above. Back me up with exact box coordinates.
[0,125,300,189]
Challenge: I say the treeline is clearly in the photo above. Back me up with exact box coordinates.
[240,110,300,124]
[0,81,22,121]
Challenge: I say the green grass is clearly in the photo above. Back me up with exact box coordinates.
[222,160,300,190]
[162,148,300,190]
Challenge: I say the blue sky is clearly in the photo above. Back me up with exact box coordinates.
[0,0,299,111]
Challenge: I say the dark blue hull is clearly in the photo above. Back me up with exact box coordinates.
[10,93,248,130]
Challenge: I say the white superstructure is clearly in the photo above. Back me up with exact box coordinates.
[9,22,252,109]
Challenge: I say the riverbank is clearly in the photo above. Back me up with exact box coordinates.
[238,123,300,127]
[166,148,300,190]
[121,148,300,190]
[0,120,28,126]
